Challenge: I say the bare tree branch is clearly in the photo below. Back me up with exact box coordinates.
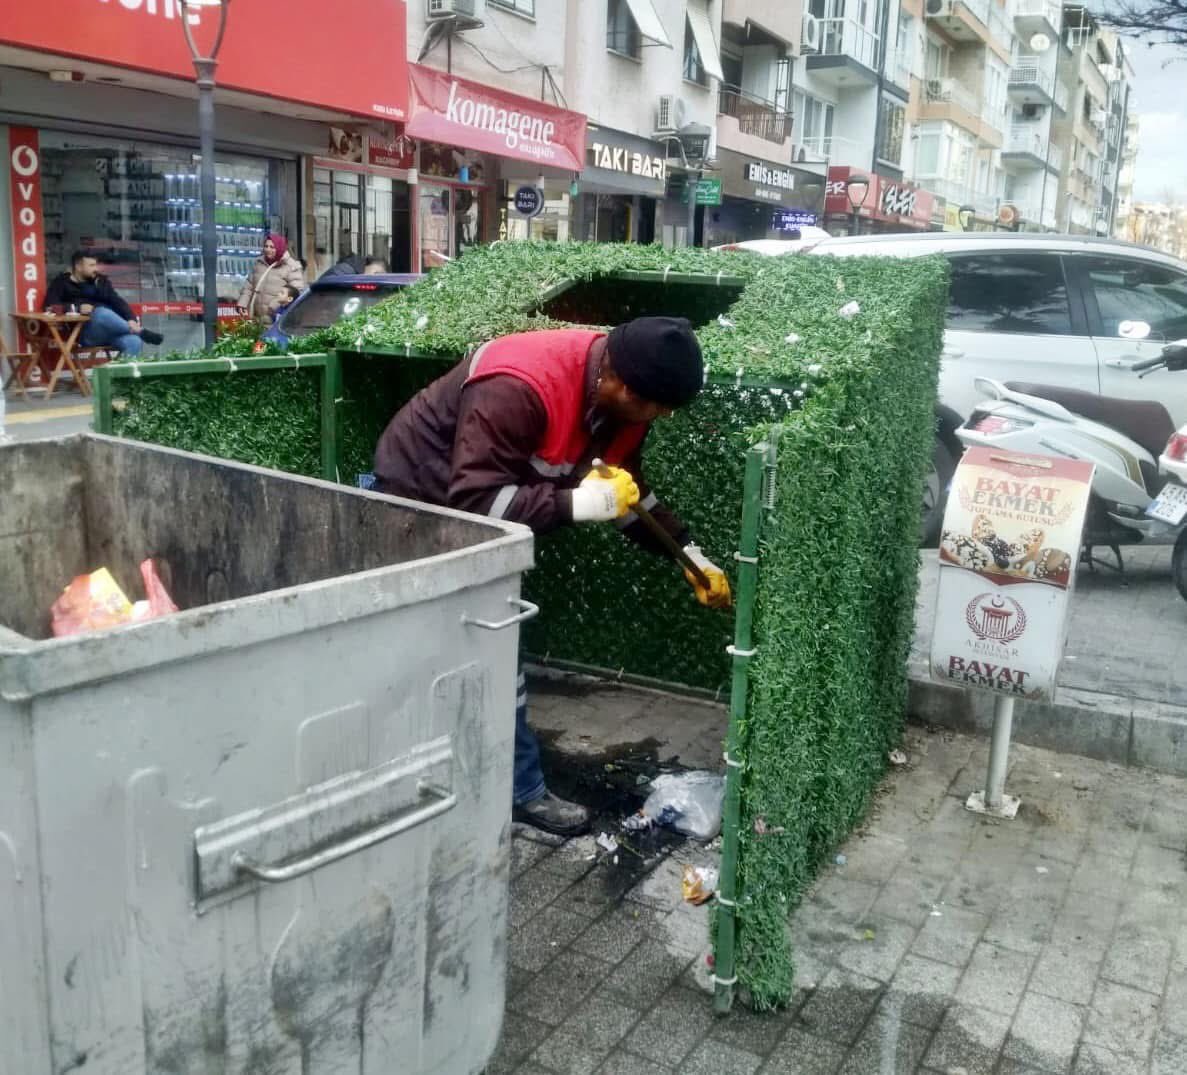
[1096,0,1187,49]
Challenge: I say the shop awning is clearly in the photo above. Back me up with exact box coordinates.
[0,0,409,122]
[686,3,726,83]
[406,65,587,172]
[623,0,673,48]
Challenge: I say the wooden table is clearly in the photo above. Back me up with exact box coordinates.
[3,312,93,402]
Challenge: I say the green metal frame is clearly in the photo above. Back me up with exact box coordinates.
[713,437,770,1014]
[91,353,343,482]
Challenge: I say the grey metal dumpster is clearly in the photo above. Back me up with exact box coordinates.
[0,434,535,1075]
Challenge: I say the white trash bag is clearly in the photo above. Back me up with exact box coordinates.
[640,770,726,841]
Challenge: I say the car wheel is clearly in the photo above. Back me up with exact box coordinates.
[1173,530,1187,604]
[921,437,956,546]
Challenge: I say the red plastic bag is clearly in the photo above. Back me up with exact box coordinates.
[51,560,178,637]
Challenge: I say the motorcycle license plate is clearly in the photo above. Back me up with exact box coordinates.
[1145,483,1187,525]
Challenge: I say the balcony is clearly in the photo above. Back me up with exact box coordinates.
[1013,0,1061,36]
[717,86,793,146]
[918,77,1003,143]
[887,48,913,92]
[796,133,868,169]
[805,17,880,87]
[925,0,1004,54]
[921,177,998,218]
[1001,130,1063,172]
[1008,62,1058,107]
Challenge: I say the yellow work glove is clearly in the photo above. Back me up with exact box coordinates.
[683,544,732,609]
[571,465,640,523]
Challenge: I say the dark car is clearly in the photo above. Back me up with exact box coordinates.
[262,273,421,349]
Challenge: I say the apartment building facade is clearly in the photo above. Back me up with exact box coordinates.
[1054,8,1130,235]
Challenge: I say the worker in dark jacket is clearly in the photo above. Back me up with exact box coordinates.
[44,251,163,354]
[373,317,731,835]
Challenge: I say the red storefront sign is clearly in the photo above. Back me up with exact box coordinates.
[825,167,934,229]
[369,134,418,171]
[0,0,408,122]
[406,65,586,171]
[9,127,45,315]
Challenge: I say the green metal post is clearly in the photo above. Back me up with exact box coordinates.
[713,441,767,1014]
[91,366,113,435]
[320,350,343,482]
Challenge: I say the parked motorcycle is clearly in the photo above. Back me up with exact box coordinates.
[1157,406,1187,601]
[955,340,1187,572]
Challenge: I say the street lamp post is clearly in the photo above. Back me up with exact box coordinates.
[179,0,231,351]
[845,174,870,237]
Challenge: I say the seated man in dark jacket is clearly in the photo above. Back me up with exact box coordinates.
[43,251,163,355]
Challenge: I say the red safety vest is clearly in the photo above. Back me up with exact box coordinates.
[466,329,647,479]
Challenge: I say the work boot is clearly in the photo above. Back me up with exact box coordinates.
[139,328,165,346]
[513,791,591,837]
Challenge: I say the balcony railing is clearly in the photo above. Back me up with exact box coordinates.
[817,17,880,70]
[1003,130,1063,171]
[797,133,866,167]
[717,86,793,144]
[888,49,912,89]
[1013,0,1061,26]
[921,177,998,217]
[925,77,980,117]
[956,0,991,27]
[1009,63,1056,99]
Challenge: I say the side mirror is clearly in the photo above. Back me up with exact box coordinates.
[1163,340,1187,371]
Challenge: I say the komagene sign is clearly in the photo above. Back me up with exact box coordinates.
[407,65,586,171]
[0,0,408,121]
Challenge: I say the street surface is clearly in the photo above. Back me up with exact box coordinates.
[497,714,1187,1074]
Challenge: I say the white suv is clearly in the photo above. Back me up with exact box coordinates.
[767,232,1187,539]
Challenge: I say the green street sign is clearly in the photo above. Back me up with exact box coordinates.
[679,177,723,206]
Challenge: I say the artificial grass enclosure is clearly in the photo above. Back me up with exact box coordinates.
[101,242,946,1007]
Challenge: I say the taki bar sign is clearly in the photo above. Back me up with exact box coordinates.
[930,447,1094,703]
[0,0,409,121]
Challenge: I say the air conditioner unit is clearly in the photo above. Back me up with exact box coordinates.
[801,13,822,53]
[926,78,950,100]
[925,0,953,18]
[427,0,484,20]
[655,95,688,134]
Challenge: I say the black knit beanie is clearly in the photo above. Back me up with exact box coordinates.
[606,316,704,408]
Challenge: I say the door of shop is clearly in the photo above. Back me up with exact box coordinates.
[418,183,483,269]
[312,166,411,276]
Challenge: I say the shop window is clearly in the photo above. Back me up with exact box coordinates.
[538,274,744,328]
[490,0,534,15]
[683,17,708,86]
[607,0,642,59]
[38,130,293,356]
[877,98,906,167]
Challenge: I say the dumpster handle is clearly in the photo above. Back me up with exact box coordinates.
[230,780,457,885]
[461,597,539,631]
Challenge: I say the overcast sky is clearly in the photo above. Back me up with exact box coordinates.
[1127,39,1187,202]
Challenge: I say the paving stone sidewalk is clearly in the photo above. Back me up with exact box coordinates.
[492,721,1187,1074]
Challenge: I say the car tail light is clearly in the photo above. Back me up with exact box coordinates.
[970,414,1030,435]
[1166,433,1187,461]
[352,283,379,291]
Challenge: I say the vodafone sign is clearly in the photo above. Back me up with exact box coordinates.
[9,128,45,315]
[0,0,408,122]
